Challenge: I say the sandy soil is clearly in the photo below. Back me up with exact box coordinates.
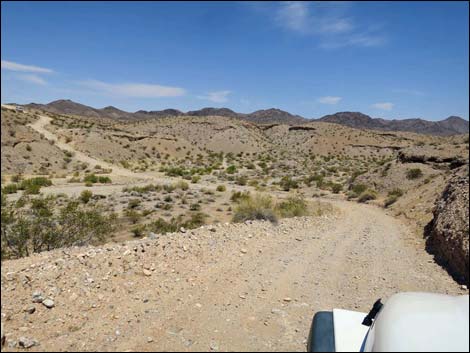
[1,199,466,352]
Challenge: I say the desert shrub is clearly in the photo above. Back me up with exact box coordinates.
[357,190,377,203]
[276,196,308,218]
[131,225,146,238]
[123,184,161,194]
[331,183,342,194]
[190,203,201,211]
[149,212,207,235]
[164,195,173,202]
[184,212,207,228]
[191,175,201,183]
[174,180,189,190]
[163,183,175,193]
[98,176,112,184]
[84,174,98,184]
[149,217,179,234]
[216,185,226,192]
[128,199,141,209]
[230,191,251,202]
[383,188,404,207]
[79,190,93,204]
[236,176,248,186]
[406,168,423,180]
[351,184,367,195]
[388,188,404,198]
[1,197,115,259]
[226,165,237,174]
[280,176,299,191]
[2,184,18,194]
[232,194,278,224]
[26,144,32,152]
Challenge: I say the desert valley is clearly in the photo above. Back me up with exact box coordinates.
[1,100,468,351]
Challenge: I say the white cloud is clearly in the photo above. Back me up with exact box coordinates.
[79,79,185,98]
[270,2,385,49]
[317,96,342,105]
[198,90,231,103]
[17,74,47,85]
[276,2,310,33]
[372,102,394,111]
[1,60,53,73]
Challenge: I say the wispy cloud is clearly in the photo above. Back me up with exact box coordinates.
[78,79,186,98]
[198,90,231,103]
[372,102,394,111]
[317,96,342,105]
[271,2,385,49]
[17,74,47,85]
[1,60,53,73]
[392,88,425,96]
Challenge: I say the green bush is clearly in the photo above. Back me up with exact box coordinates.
[1,197,115,259]
[98,176,112,183]
[358,190,377,203]
[231,191,251,202]
[216,185,226,192]
[351,184,367,195]
[276,196,308,218]
[131,225,146,238]
[226,165,237,174]
[84,174,98,184]
[174,180,189,190]
[2,184,18,194]
[383,188,404,208]
[190,203,201,211]
[280,176,298,191]
[232,194,278,224]
[79,190,93,204]
[331,183,342,194]
[406,168,423,180]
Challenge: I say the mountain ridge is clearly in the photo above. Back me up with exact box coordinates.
[21,99,469,136]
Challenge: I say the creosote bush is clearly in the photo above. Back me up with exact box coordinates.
[406,168,423,180]
[1,196,116,259]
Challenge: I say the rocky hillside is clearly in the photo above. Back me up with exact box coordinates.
[319,112,469,136]
[426,165,469,284]
[23,101,306,125]
[23,100,468,135]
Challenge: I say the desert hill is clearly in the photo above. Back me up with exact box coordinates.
[22,100,468,135]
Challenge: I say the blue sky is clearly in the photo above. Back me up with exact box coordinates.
[1,1,469,120]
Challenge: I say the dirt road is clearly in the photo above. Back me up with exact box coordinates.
[1,200,465,351]
[28,115,154,181]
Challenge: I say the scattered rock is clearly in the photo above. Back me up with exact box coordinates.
[32,291,44,303]
[18,336,38,349]
[42,299,55,309]
[23,306,35,314]
[142,269,152,277]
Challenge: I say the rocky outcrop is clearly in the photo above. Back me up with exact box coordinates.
[398,147,468,168]
[426,165,469,284]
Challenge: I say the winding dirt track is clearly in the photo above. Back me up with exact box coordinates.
[1,199,464,352]
[1,113,462,351]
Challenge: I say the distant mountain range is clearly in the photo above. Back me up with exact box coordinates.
[21,99,468,136]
